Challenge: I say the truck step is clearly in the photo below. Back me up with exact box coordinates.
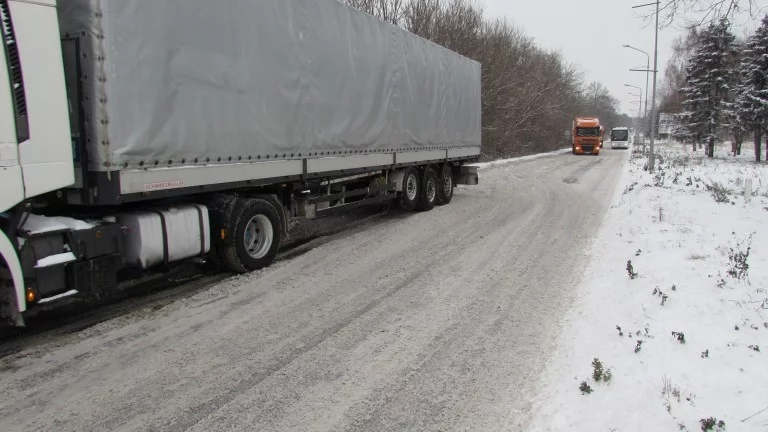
[38,290,79,304]
[34,252,77,269]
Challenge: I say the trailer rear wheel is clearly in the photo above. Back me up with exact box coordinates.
[436,164,454,206]
[397,167,420,211]
[417,167,438,211]
[221,198,282,273]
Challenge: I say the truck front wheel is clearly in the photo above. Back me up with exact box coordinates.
[220,198,282,273]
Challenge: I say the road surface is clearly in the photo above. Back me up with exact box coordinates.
[0,149,626,432]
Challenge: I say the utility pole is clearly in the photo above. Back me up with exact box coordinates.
[631,1,660,172]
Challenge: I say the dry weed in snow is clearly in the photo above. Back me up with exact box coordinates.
[528,142,768,431]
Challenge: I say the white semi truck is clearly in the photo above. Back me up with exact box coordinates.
[0,0,482,326]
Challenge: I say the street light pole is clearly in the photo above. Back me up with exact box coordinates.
[625,84,643,143]
[622,45,650,120]
[632,1,660,172]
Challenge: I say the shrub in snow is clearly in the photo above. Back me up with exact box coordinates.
[635,340,644,353]
[672,331,686,344]
[699,417,726,431]
[591,358,612,382]
[579,381,593,394]
[626,260,638,279]
[704,181,731,203]
[726,234,752,281]
[748,344,760,352]
[701,349,709,358]
[592,358,605,381]
[623,181,638,195]
[616,325,624,337]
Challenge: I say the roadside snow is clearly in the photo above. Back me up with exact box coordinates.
[470,148,570,169]
[529,143,768,432]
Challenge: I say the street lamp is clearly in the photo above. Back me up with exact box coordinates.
[623,45,650,120]
[625,84,643,108]
[627,85,643,145]
[631,1,660,172]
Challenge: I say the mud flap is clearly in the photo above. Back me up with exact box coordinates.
[454,165,479,185]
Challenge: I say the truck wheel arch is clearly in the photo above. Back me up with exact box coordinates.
[0,229,26,325]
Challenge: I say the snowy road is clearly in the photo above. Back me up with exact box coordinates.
[0,149,626,432]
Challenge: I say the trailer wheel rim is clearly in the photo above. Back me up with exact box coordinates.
[427,177,436,203]
[244,215,273,259]
[406,174,418,201]
[441,170,452,198]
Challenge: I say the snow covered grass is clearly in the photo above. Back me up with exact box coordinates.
[529,142,768,431]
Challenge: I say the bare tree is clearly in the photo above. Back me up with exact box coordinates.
[343,0,405,25]
[344,0,627,160]
[650,0,764,27]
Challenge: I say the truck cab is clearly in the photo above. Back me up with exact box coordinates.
[572,117,601,155]
[1,0,75,324]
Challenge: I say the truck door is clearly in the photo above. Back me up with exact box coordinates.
[0,0,25,212]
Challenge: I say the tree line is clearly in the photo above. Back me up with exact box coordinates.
[661,15,768,161]
[342,0,631,160]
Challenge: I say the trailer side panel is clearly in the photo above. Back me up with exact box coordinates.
[57,0,482,175]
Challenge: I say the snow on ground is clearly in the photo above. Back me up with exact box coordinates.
[528,142,768,432]
[470,148,571,169]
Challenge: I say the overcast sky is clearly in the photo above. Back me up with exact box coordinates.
[479,0,768,116]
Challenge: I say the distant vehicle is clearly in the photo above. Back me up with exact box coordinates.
[572,117,602,155]
[599,126,605,146]
[610,127,630,149]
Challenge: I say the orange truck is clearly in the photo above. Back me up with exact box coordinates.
[572,117,602,155]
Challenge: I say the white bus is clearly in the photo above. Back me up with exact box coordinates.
[609,127,630,149]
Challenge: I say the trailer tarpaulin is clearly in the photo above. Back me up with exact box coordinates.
[57,0,481,171]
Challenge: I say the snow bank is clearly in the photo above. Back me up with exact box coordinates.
[529,142,768,431]
[469,148,570,169]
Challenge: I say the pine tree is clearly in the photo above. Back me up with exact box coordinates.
[679,19,738,157]
[727,42,746,156]
[735,14,768,162]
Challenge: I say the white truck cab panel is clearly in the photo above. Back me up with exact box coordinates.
[0,4,23,214]
[2,0,73,320]
[6,0,74,200]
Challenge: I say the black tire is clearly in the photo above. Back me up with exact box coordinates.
[436,164,454,206]
[397,166,420,211]
[220,198,282,273]
[417,167,438,211]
